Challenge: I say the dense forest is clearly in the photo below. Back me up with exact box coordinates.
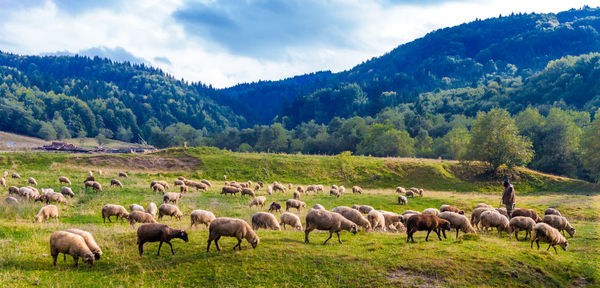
[2,7,600,181]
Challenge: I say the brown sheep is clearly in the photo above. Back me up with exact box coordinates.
[512,208,542,222]
[207,217,259,252]
[101,204,129,223]
[251,212,281,231]
[137,223,188,256]
[509,216,536,241]
[201,179,212,187]
[544,208,562,217]
[439,204,464,215]
[28,177,38,186]
[331,206,372,231]
[11,172,21,179]
[352,186,363,194]
[438,211,476,238]
[268,202,282,213]
[329,189,340,198]
[285,199,306,212]
[542,215,576,238]
[50,231,94,267]
[65,229,102,260]
[405,214,451,243]
[158,204,183,220]
[241,188,256,198]
[119,172,128,178]
[304,209,358,245]
[221,186,241,196]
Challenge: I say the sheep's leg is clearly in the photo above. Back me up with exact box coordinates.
[73,256,79,267]
[553,246,558,254]
[52,253,58,266]
[441,228,447,239]
[546,243,552,251]
[323,232,333,245]
[530,239,534,248]
[435,229,442,241]
[157,241,163,256]
[455,228,459,239]
[336,232,342,244]
[515,231,519,241]
[536,240,540,249]
[425,230,431,241]
[233,238,242,250]
[167,241,175,255]
[139,242,144,256]
[108,216,112,223]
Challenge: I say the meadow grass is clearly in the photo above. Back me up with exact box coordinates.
[0,150,598,287]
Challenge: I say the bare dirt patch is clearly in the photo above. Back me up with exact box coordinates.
[68,153,202,172]
[386,268,445,287]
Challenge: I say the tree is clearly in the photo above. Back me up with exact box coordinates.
[433,127,471,160]
[582,110,600,182]
[469,109,533,169]
[37,121,57,140]
[357,124,415,157]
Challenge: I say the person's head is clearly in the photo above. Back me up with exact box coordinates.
[503,177,510,187]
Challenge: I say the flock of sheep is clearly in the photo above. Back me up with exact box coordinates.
[1,170,576,269]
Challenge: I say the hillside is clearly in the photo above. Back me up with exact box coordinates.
[0,150,598,287]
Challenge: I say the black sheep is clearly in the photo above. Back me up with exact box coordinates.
[137,224,188,257]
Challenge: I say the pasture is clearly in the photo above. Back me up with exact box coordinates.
[0,150,598,287]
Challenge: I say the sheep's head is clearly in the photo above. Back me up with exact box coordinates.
[177,230,189,242]
[94,251,102,260]
[458,210,465,215]
[83,253,94,267]
[250,235,259,248]
[560,240,568,251]
[33,215,42,223]
[567,227,576,238]
[295,224,303,231]
[350,224,358,234]
[440,219,451,231]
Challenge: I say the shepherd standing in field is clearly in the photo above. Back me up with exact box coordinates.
[501,177,515,218]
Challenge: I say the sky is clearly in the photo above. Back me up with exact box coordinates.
[0,0,598,88]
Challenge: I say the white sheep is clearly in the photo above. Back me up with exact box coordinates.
[65,229,102,260]
[530,223,568,254]
[50,231,95,267]
[101,204,129,223]
[542,215,576,238]
[146,202,158,218]
[249,196,267,208]
[158,204,183,220]
[190,210,216,228]
[480,210,512,237]
[129,204,146,213]
[509,216,536,241]
[367,210,386,232]
[251,212,281,231]
[34,205,58,223]
[304,209,358,244]
[280,212,302,230]
[207,217,259,252]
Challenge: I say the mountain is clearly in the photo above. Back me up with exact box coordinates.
[221,7,600,126]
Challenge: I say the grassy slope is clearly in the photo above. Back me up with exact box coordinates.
[0,149,598,287]
[0,131,152,151]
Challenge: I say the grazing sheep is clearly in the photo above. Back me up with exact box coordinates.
[119,172,128,178]
[511,208,542,223]
[474,203,494,209]
[158,204,183,220]
[12,172,20,179]
[368,210,386,231]
[187,181,208,192]
[190,210,216,227]
[295,186,305,194]
[207,217,259,252]
[293,190,300,199]
[177,176,186,181]
[405,190,416,198]
[304,209,358,245]
[5,196,18,204]
[137,223,188,256]
[174,180,185,186]
[50,231,94,267]
[405,214,451,243]
[313,204,325,210]
[146,202,158,218]
[128,211,158,228]
[266,185,273,195]
[223,175,227,181]
[60,187,74,198]
[85,181,103,192]
[280,212,302,230]
[495,207,509,219]
[129,204,145,212]
[273,183,286,193]
[418,189,424,197]
[331,184,338,190]
[395,186,406,194]
[542,215,576,238]
[0,177,5,187]
[285,199,306,212]
[252,212,281,231]
[221,186,241,196]
[422,208,441,216]
[379,211,406,232]
[8,186,18,195]
[530,223,568,254]
[101,204,129,223]
[357,205,374,214]
[351,186,363,194]
[257,181,264,188]
[241,188,256,198]
[152,183,165,193]
[88,171,93,177]
[440,205,464,215]
[201,179,212,187]
[58,176,71,185]
[84,176,95,183]
[329,189,340,198]
[470,207,495,230]
[2,171,7,178]
[544,208,562,217]
[110,179,123,188]
[480,210,512,237]
[438,212,476,238]
[19,187,39,201]
[331,206,372,231]
[509,216,536,241]
[268,202,282,213]
[249,196,267,208]
[397,195,408,205]
[306,185,317,193]
[338,186,346,194]
[163,192,183,204]
[37,191,67,205]
[180,185,188,194]
[65,229,102,260]
[229,182,242,189]
[151,180,169,189]
[316,185,324,193]
[34,205,59,223]
[28,177,37,186]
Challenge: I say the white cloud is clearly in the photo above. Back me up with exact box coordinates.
[0,0,597,87]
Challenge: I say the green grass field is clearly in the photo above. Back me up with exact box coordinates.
[0,149,598,287]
